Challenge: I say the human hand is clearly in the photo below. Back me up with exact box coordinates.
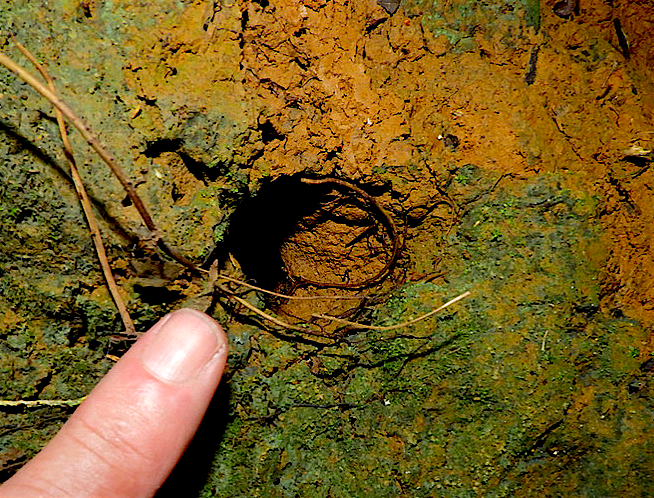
[0,309,229,498]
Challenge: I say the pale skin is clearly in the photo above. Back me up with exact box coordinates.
[0,308,229,498]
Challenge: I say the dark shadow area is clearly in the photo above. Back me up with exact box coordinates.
[223,175,333,291]
[155,382,232,498]
[143,137,225,183]
[133,283,183,305]
[143,138,183,158]
[258,120,285,143]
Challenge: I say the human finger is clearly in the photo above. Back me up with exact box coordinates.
[1,308,228,498]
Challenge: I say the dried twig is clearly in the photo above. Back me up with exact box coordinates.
[312,291,471,331]
[0,49,204,273]
[13,42,136,336]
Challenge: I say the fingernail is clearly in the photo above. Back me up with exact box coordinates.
[141,309,226,383]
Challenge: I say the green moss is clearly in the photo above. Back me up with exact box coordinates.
[74,294,121,340]
[520,0,541,31]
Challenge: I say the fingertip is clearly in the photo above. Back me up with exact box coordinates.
[140,308,228,384]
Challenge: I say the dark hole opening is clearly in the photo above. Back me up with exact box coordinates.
[133,283,183,305]
[259,120,285,144]
[143,139,182,157]
[224,176,333,291]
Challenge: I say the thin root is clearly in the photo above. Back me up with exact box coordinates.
[0,47,204,274]
[13,41,137,337]
[217,273,366,301]
[312,291,471,331]
[215,282,320,335]
[298,177,401,289]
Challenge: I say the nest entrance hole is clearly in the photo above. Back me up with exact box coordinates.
[224,175,396,306]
